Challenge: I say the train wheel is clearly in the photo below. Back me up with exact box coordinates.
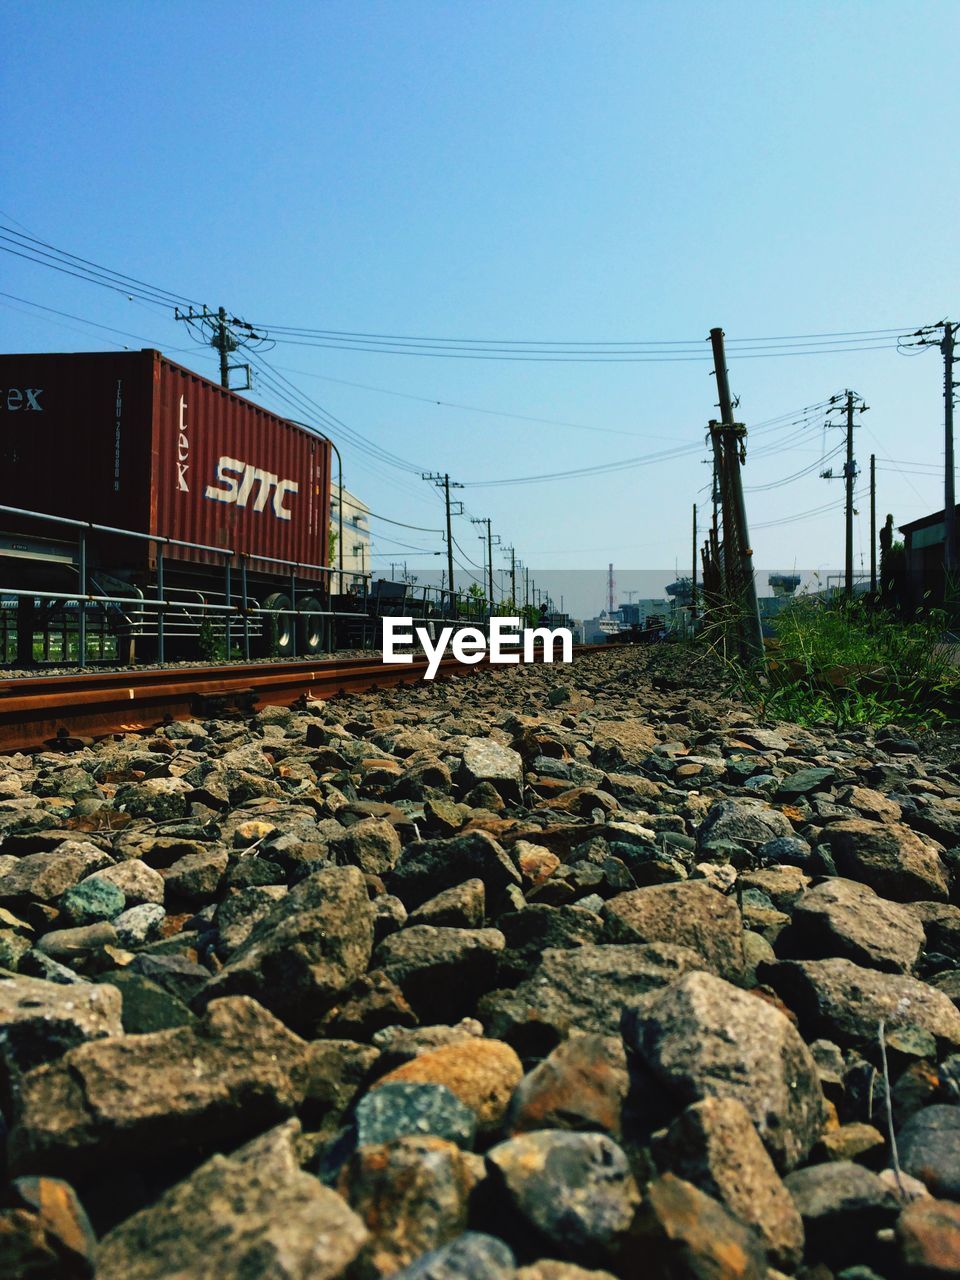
[297,596,324,655]
[261,593,294,658]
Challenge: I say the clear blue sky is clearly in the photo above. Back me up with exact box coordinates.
[3,1,957,612]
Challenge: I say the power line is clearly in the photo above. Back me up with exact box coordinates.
[0,226,198,309]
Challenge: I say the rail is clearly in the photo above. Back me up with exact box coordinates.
[0,645,598,752]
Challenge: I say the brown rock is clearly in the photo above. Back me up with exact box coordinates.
[317,970,417,1041]
[408,879,486,929]
[0,973,123,1088]
[508,1034,628,1139]
[602,881,745,981]
[9,996,310,1178]
[197,865,374,1033]
[516,840,562,891]
[339,1136,474,1275]
[812,1121,885,1164]
[0,1207,60,1278]
[623,1173,767,1279]
[784,877,925,973]
[373,1038,523,1132]
[821,818,949,901]
[96,1119,367,1280]
[839,785,902,823]
[10,1175,96,1277]
[896,1197,960,1277]
[655,1097,804,1269]
[0,843,113,904]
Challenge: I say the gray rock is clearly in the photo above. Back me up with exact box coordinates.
[622,970,825,1172]
[0,844,114,904]
[354,1082,477,1149]
[0,973,123,1086]
[197,865,374,1033]
[460,739,524,802]
[782,877,925,973]
[784,1161,899,1268]
[758,835,816,870]
[759,957,960,1054]
[389,831,521,911]
[394,1232,515,1279]
[897,1105,960,1200]
[9,996,310,1178]
[696,797,793,851]
[375,925,504,1024]
[59,878,126,926]
[778,766,836,795]
[602,881,744,981]
[485,1130,640,1262]
[96,1119,367,1279]
[480,942,706,1058]
[113,902,166,948]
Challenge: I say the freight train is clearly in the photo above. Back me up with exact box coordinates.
[0,349,451,666]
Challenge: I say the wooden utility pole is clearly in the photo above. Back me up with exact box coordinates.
[870,454,877,594]
[708,327,765,667]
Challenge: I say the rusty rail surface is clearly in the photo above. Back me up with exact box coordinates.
[0,654,484,752]
[0,646,602,752]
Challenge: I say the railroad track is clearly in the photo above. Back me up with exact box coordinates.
[0,654,494,752]
[0,647,603,752]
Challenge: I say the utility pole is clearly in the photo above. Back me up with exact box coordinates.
[216,307,230,388]
[709,327,765,666]
[906,320,960,607]
[943,322,957,581]
[174,306,252,391]
[820,390,867,598]
[471,517,496,607]
[691,502,698,621]
[870,454,877,595]
[843,391,855,596]
[422,473,462,607]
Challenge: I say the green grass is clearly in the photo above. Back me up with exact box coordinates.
[726,597,960,729]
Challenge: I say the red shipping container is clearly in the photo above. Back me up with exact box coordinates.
[0,350,331,580]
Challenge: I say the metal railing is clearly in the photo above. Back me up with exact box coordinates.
[0,502,501,667]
